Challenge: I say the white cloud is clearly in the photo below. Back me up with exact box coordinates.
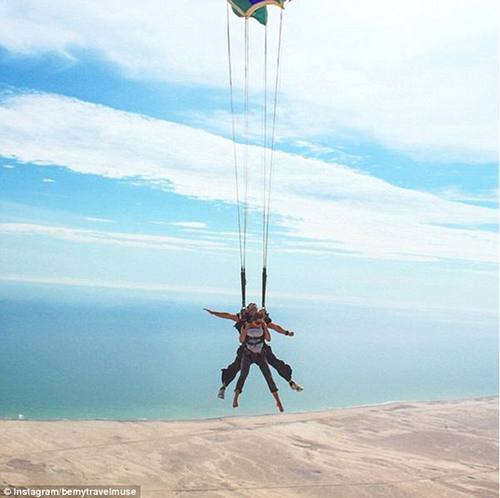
[83,216,114,223]
[42,177,55,183]
[0,222,230,253]
[438,187,499,205]
[0,0,496,162]
[0,91,496,263]
[0,273,235,298]
[3,164,15,169]
[169,221,207,229]
[0,273,495,315]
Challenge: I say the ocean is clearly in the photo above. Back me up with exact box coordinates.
[1,290,498,420]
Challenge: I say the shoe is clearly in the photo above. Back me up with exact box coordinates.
[218,387,226,399]
[289,381,303,392]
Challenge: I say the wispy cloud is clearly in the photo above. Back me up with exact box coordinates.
[0,274,235,298]
[83,216,114,223]
[152,220,208,230]
[0,91,496,263]
[0,273,496,316]
[0,222,231,253]
[0,0,496,162]
[438,187,499,205]
[42,178,55,183]
[2,164,15,169]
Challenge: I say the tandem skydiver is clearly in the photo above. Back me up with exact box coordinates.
[204,304,303,399]
[233,311,284,412]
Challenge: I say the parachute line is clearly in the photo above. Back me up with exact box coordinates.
[226,5,244,272]
[263,7,284,278]
[261,23,268,268]
[243,17,250,271]
[226,1,288,309]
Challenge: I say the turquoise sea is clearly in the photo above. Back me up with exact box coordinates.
[0,287,498,420]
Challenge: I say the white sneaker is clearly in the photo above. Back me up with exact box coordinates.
[289,381,303,392]
[218,387,226,399]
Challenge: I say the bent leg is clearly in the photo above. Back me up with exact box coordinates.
[265,345,292,382]
[221,346,243,387]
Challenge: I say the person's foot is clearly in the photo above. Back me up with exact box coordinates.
[289,380,303,392]
[233,390,240,408]
[272,391,284,412]
[218,386,226,399]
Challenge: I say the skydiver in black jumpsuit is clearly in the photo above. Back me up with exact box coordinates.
[204,303,303,399]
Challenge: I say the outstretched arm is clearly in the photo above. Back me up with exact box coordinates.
[268,322,295,337]
[204,309,239,322]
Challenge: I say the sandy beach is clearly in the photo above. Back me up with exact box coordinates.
[0,396,497,497]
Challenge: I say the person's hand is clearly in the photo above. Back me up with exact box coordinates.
[287,330,295,337]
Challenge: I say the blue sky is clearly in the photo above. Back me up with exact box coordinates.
[0,0,498,318]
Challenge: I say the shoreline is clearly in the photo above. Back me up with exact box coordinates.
[1,396,497,497]
[1,393,497,423]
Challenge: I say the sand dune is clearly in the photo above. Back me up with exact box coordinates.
[0,397,498,497]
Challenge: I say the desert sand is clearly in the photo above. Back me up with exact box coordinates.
[0,396,497,497]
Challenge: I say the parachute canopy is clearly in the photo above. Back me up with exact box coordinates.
[228,0,288,26]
